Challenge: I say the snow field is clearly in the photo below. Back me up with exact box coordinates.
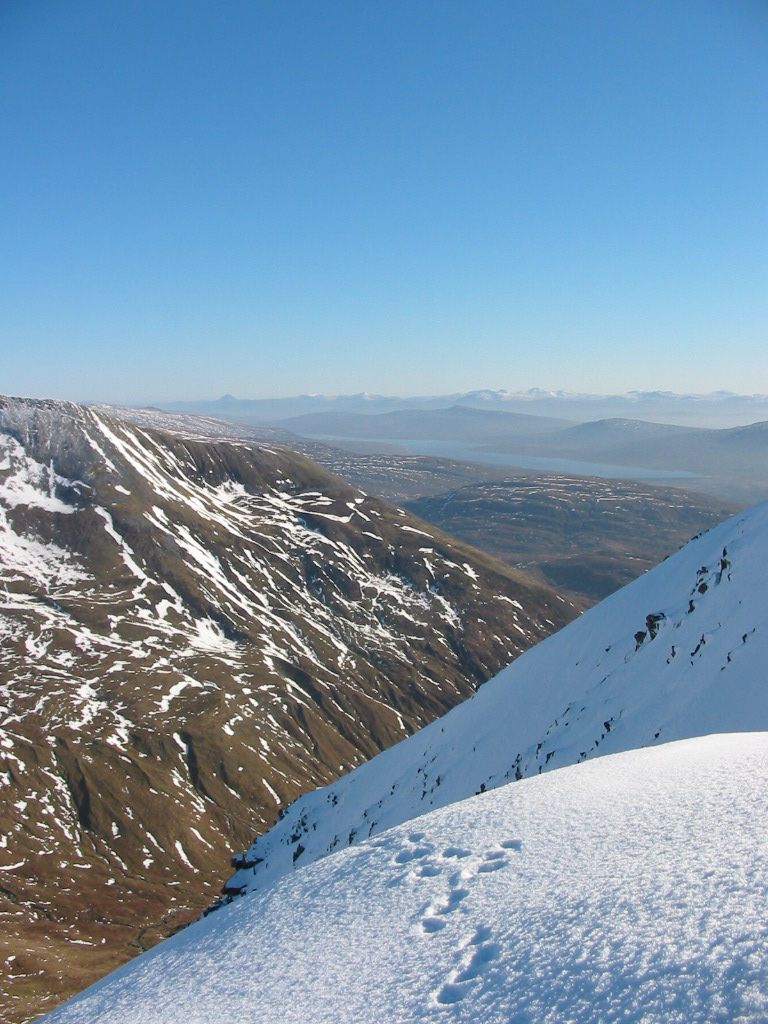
[42,734,768,1024]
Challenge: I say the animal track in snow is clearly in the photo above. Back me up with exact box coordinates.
[441,846,471,860]
[422,884,470,925]
[421,840,521,1006]
[394,845,432,865]
[477,850,509,873]
[499,838,522,851]
[391,832,436,867]
[434,925,501,1005]
[416,862,442,878]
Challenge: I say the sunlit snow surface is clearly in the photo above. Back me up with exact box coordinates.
[225,499,768,897]
[43,734,768,1023]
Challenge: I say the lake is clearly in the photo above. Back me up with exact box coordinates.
[308,435,702,482]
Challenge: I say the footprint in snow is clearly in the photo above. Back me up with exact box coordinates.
[435,983,466,1005]
[499,838,523,851]
[477,850,509,873]
[454,939,501,982]
[433,925,501,1006]
[391,832,436,867]
[421,916,446,934]
[441,846,472,860]
[416,838,522,936]
[393,845,432,865]
[416,862,442,878]
[420,883,470,932]
[468,924,492,944]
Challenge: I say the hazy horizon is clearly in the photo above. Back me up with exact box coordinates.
[6,384,768,409]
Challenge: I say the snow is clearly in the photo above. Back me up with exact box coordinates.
[226,500,768,898]
[0,512,90,588]
[0,433,78,514]
[41,734,768,1023]
[174,841,196,871]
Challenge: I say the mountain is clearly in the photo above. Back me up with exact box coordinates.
[405,476,735,601]
[161,392,436,422]
[274,405,570,441]
[554,415,701,445]
[98,412,735,607]
[41,733,768,1023]
[0,396,577,1022]
[220,498,768,899]
[463,388,768,428]
[160,389,768,429]
[545,419,768,503]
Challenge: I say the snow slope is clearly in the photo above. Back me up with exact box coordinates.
[223,499,768,900]
[42,734,768,1024]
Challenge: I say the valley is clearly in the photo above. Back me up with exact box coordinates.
[0,396,575,1022]
[270,404,768,505]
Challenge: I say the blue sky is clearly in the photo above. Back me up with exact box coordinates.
[1,0,766,402]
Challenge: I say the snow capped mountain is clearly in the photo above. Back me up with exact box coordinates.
[0,395,575,1020]
[222,498,768,901]
[41,733,768,1024]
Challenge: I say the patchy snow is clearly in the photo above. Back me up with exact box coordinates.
[0,508,90,588]
[2,396,520,750]
[0,433,78,514]
[41,734,768,1024]
[174,841,196,871]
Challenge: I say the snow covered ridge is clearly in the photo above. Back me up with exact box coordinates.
[0,395,575,1021]
[224,497,768,901]
[41,734,768,1024]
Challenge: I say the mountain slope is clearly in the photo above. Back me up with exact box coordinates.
[405,476,735,601]
[42,734,768,1024]
[224,498,768,899]
[0,396,576,1022]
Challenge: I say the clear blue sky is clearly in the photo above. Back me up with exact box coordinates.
[1,0,766,403]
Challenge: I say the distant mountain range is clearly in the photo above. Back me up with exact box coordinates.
[160,388,768,429]
[277,405,571,441]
